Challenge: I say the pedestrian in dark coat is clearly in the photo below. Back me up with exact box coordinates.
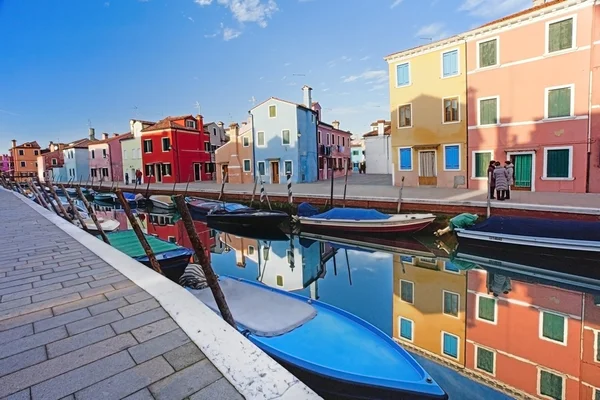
[487,161,496,199]
[504,161,514,200]
[493,161,509,201]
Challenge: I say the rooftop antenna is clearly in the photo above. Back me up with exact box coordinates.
[292,73,306,76]
[194,101,202,115]
[88,119,92,128]
[249,96,256,106]
[419,37,433,42]
[132,105,139,118]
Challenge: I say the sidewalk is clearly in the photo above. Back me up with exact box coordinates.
[0,188,320,400]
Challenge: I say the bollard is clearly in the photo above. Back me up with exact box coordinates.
[287,173,293,204]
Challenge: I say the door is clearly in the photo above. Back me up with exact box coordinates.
[270,161,280,184]
[511,154,532,191]
[155,164,163,183]
[222,165,229,183]
[418,151,437,186]
[194,163,201,181]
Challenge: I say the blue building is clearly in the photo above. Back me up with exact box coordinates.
[63,129,98,182]
[250,86,318,184]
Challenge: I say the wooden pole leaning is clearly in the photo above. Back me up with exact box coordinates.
[59,183,90,232]
[76,186,110,244]
[46,181,74,223]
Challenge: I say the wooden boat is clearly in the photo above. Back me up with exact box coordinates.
[93,192,116,202]
[454,215,600,257]
[187,276,447,399]
[207,207,289,231]
[297,203,436,235]
[75,217,120,234]
[149,195,176,211]
[105,230,193,282]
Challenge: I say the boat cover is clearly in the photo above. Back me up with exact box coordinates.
[297,202,320,217]
[468,216,600,242]
[310,207,391,221]
[189,277,317,337]
[105,230,186,258]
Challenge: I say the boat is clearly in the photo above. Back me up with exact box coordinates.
[93,192,144,207]
[93,192,116,202]
[206,207,289,232]
[75,216,120,234]
[149,195,176,211]
[105,230,193,281]
[296,203,436,235]
[454,215,600,257]
[187,276,447,399]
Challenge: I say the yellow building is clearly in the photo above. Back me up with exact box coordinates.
[384,37,467,188]
[392,254,467,367]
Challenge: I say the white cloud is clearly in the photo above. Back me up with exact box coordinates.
[188,16,195,22]
[330,102,384,116]
[284,62,291,66]
[414,22,451,41]
[343,70,387,84]
[390,0,403,9]
[194,0,213,4]
[359,55,370,61]
[458,0,530,19]
[204,32,219,38]
[104,1,110,6]
[223,27,242,40]
[340,55,352,62]
[195,0,278,28]
[322,88,330,92]
[369,84,387,92]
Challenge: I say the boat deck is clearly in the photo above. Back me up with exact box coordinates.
[0,188,319,400]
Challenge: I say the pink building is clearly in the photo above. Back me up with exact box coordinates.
[466,0,594,193]
[215,119,254,184]
[1,154,13,176]
[313,103,352,180]
[108,133,130,182]
[88,133,124,182]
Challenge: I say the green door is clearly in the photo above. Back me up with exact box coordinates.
[512,154,532,189]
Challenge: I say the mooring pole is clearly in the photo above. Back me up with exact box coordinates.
[183,174,191,198]
[46,181,74,223]
[342,162,349,208]
[329,160,334,210]
[27,180,48,210]
[145,175,152,199]
[36,179,60,215]
[59,183,90,232]
[76,186,110,244]
[115,190,162,274]
[287,173,293,204]
[218,171,228,201]
[173,194,236,328]
[249,176,258,208]
[487,171,492,218]
[397,176,405,214]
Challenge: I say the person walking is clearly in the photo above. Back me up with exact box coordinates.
[135,169,142,185]
[505,160,514,200]
[493,161,509,201]
[125,172,129,185]
[487,161,496,200]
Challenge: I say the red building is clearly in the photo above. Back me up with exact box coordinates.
[581,293,600,398]
[141,114,212,183]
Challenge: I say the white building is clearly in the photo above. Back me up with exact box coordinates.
[362,120,392,175]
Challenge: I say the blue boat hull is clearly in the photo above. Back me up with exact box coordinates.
[135,248,192,282]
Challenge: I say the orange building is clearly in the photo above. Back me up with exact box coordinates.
[581,293,600,398]
[218,232,258,267]
[10,140,41,181]
[215,119,254,184]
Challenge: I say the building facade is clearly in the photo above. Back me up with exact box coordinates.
[250,86,318,184]
[120,119,154,184]
[88,134,114,182]
[0,154,13,177]
[317,119,352,180]
[38,142,67,182]
[10,140,41,181]
[581,293,600,398]
[63,129,98,182]
[362,120,392,175]
[215,119,254,184]
[385,37,468,188]
[350,140,365,171]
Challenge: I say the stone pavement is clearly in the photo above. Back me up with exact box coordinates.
[0,190,245,400]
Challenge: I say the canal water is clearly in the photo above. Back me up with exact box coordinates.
[88,199,600,400]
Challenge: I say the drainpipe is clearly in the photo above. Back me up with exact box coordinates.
[248,110,256,181]
[587,70,592,193]
[462,35,469,189]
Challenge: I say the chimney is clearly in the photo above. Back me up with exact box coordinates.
[229,123,240,139]
[302,85,313,108]
[332,120,340,130]
[377,120,385,136]
[11,139,16,148]
[101,133,109,140]
[89,128,96,140]
[196,114,204,129]
[532,0,546,5]
[113,133,119,137]
[217,121,224,128]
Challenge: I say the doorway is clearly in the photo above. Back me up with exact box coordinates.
[155,164,163,183]
[418,151,437,186]
[510,153,534,191]
[194,163,201,181]
[222,164,229,183]
[270,161,280,184]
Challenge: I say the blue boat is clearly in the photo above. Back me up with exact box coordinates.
[188,276,447,399]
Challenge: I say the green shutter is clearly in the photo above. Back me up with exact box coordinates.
[478,297,495,321]
[444,292,458,316]
[476,347,494,374]
[596,332,600,362]
[546,149,570,178]
[549,18,573,53]
[475,152,492,178]
[540,370,563,400]
[547,87,571,118]
[542,312,565,342]
[480,99,497,125]
[479,39,497,67]
[400,281,413,303]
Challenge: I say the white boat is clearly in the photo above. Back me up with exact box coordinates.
[75,217,120,234]
[149,195,176,211]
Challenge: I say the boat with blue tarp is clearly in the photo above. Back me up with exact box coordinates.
[186,275,448,399]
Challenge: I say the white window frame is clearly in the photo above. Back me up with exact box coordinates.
[442,96,461,124]
[51,158,57,165]
[477,96,500,127]
[475,294,498,325]
[18,149,24,156]
[594,387,600,400]
[595,330,600,363]
[395,61,411,88]
[441,331,460,360]
[242,136,249,147]
[185,119,197,129]
[256,131,266,147]
[257,161,266,176]
[537,367,565,400]
[284,160,293,176]
[544,84,575,120]
[442,143,461,172]
[281,129,291,145]
[398,147,413,171]
[162,137,170,152]
[538,309,568,346]
[248,245,255,255]
[242,159,251,172]
[474,344,496,376]
[440,48,460,79]
[399,279,414,304]
[442,290,460,319]
[268,105,277,118]
[20,161,26,167]
[545,14,577,55]
[398,317,414,343]
[144,139,152,153]
[543,145,573,180]
[471,150,494,180]
[476,36,500,69]
[397,103,413,129]
[443,261,460,274]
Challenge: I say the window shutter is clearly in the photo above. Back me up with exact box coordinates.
[443,52,451,77]
[450,50,458,74]
[443,334,457,357]
[445,145,459,170]
[546,149,570,178]
[400,149,411,170]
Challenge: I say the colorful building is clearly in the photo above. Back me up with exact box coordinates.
[38,141,67,182]
[63,129,98,182]
[250,85,318,184]
[385,36,467,188]
[141,115,212,183]
[10,140,41,181]
[350,139,365,171]
[581,293,600,398]
[107,133,130,182]
[362,120,392,175]
[316,116,352,180]
[204,121,228,178]
[215,119,254,184]
[218,232,258,268]
[0,154,13,177]
[120,119,154,184]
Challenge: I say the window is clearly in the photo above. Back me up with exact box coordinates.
[477,296,496,323]
[342,137,345,146]
[91,150,95,159]
[18,150,24,156]
[248,246,255,255]
[243,136,249,147]
[51,158,57,166]
[168,236,176,243]
[268,105,277,118]
[20,161,26,167]
[596,331,600,362]
[540,311,566,344]
[479,97,498,126]
[162,137,171,151]
[34,150,39,156]
[204,162,214,173]
[396,62,410,87]
[257,161,265,175]
[144,140,153,153]
[544,147,572,179]
[284,160,293,176]
[398,104,412,128]
[257,131,265,146]
[185,119,196,129]
[442,332,459,359]
[444,261,460,273]
[400,255,414,263]
[478,38,498,68]
[444,145,460,171]
[474,151,492,178]
[90,168,98,177]
[442,49,459,77]
[595,388,600,400]
[204,142,211,152]
[101,168,109,177]
[539,369,563,400]
[547,17,574,53]
[101,149,106,158]
[475,347,495,375]
[400,280,414,303]
[398,318,413,341]
[443,97,459,123]
[34,161,38,167]
[326,133,330,145]
[546,85,573,119]
[276,275,283,287]
[243,159,251,172]
[213,128,216,136]
[318,131,321,144]
[123,150,128,160]
[145,164,153,177]
[282,130,290,145]
[399,148,412,171]
[443,291,459,317]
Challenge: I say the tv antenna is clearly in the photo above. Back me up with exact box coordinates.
[87,119,92,128]
[419,37,433,42]
[132,105,139,118]
[249,96,256,106]
[292,73,306,77]
[194,101,202,115]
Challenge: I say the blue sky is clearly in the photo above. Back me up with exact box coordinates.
[0,0,532,152]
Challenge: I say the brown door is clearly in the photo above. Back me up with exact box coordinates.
[418,151,437,186]
[271,161,280,184]
[222,165,229,183]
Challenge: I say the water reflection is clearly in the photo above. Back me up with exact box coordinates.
[87,199,600,400]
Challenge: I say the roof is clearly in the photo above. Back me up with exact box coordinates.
[141,115,198,133]
[363,125,391,137]
[13,141,41,149]
[318,121,352,135]
[250,97,315,113]
[65,138,97,149]
[91,133,130,145]
[118,133,134,141]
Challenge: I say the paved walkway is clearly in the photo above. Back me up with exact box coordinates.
[0,189,319,400]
